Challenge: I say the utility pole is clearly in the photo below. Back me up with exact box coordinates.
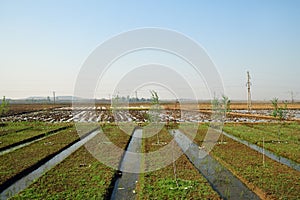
[246,71,252,111]
[135,90,138,101]
[290,91,294,104]
[53,91,56,105]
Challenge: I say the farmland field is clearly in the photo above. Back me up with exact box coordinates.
[223,122,300,163]
[139,127,220,199]
[2,1,300,200]
[10,124,129,199]
[0,122,70,150]
[181,123,300,199]
[0,125,78,187]
[0,103,299,199]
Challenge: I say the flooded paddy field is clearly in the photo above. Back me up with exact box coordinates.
[3,105,299,123]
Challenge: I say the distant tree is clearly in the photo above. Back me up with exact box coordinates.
[141,97,146,102]
[121,96,126,102]
[0,96,9,117]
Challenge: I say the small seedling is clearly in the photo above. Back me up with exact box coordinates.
[212,95,231,144]
[0,96,9,117]
[150,90,161,144]
[271,98,287,142]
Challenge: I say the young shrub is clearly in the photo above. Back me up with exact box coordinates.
[0,96,9,117]
[271,98,287,141]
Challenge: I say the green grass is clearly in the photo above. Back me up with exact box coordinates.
[10,124,131,199]
[223,122,300,163]
[190,125,300,200]
[138,127,220,199]
[0,122,69,149]
[0,128,79,186]
[0,122,30,136]
[101,123,131,149]
[178,122,209,144]
[10,147,114,200]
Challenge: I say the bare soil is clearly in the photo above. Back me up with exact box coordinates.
[4,103,70,117]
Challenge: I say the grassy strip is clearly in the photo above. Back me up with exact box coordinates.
[139,127,220,199]
[191,126,300,199]
[101,123,132,150]
[0,128,79,187]
[244,122,300,142]
[0,122,68,149]
[224,123,300,163]
[10,146,114,199]
[0,122,31,136]
[179,122,209,144]
[0,126,72,152]
[11,124,131,199]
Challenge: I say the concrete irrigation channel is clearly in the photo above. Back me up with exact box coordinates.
[110,128,143,200]
[0,128,100,200]
[111,127,260,199]
[220,130,300,172]
[170,129,260,200]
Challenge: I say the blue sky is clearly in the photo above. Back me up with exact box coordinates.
[0,0,299,100]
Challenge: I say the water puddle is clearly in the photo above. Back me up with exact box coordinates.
[110,128,142,200]
[0,129,100,200]
[170,130,260,200]
[221,130,300,172]
[294,111,300,119]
